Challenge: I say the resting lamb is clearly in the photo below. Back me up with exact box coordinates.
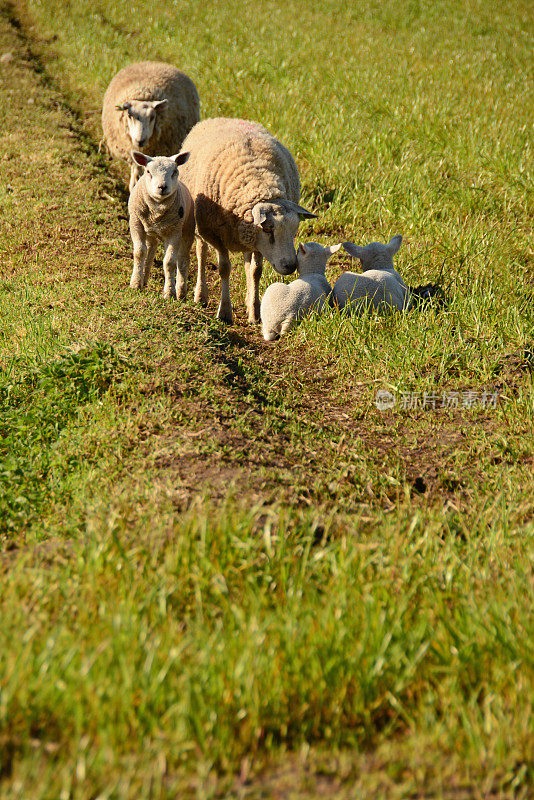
[332,235,409,312]
[261,242,341,341]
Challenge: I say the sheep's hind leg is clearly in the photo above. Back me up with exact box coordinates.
[175,237,191,300]
[216,248,233,324]
[194,238,209,305]
[245,250,263,323]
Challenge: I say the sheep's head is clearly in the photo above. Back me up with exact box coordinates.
[297,242,342,276]
[252,200,317,276]
[131,151,189,201]
[342,235,403,271]
[116,99,168,149]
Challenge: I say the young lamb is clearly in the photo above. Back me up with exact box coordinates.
[332,235,410,313]
[177,117,317,325]
[102,61,200,192]
[261,242,341,341]
[128,151,195,300]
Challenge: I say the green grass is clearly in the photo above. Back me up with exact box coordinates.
[0,0,533,796]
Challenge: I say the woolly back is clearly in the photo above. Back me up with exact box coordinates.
[179,118,300,220]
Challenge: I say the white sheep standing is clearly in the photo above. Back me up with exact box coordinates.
[102,61,200,192]
[128,151,195,300]
[332,235,410,312]
[261,242,341,341]
[177,117,317,325]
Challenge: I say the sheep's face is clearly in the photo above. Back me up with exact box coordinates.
[118,100,168,149]
[252,200,317,276]
[131,151,190,201]
[297,242,342,276]
[342,235,403,271]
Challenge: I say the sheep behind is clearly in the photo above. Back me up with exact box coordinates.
[102,61,200,191]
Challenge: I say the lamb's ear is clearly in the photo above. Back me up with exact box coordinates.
[285,200,318,220]
[131,150,152,167]
[388,235,403,255]
[342,242,364,259]
[298,243,308,255]
[152,99,168,111]
[327,243,342,256]
[116,101,131,112]
[173,151,190,166]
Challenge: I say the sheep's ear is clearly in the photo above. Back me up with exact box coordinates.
[327,243,342,256]
[388,235,403,255]
[152,99,168,110]
[285,200,318,220]
[298,243,308,255]
[173,151,190,166]
[342,242,364,259]
[252,205,273,230]
[116,101,131,112]
[131,150,152,167]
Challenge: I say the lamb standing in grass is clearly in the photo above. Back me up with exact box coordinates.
[128,151,195,300]
[102,61,200,192]
[261,242,341,341]
[178,117,317,325]
[332,235,409,312]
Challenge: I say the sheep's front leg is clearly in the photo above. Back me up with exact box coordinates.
[245,250,263,323]
[216,247,233,324]
[162,240,180,300]
[194,238,209,305]
[130,225,150,290]
[142,239,158,287]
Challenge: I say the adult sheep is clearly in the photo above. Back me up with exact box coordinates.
[178,117,317,324]
[102,61,200,191]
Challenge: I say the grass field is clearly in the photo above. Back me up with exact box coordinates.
[0,0,533,796]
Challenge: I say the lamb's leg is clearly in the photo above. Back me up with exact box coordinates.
[194,237,209,305]
[130,229,148,290]
[162,241,179,300]
[142,239,158,288]
[244,250,263,323]
[216,247,233,324]
[175,236,191,301]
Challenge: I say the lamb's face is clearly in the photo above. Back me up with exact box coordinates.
[252,200,318,276]
[144,157,180,200]
[131,151,190,201]
[119,100,167,149]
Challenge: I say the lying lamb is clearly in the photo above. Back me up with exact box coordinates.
[261,242,341,341]
[128,151,195,300]
[178,117,317,325]
[102,61,200,192]
[332,235,410,312]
